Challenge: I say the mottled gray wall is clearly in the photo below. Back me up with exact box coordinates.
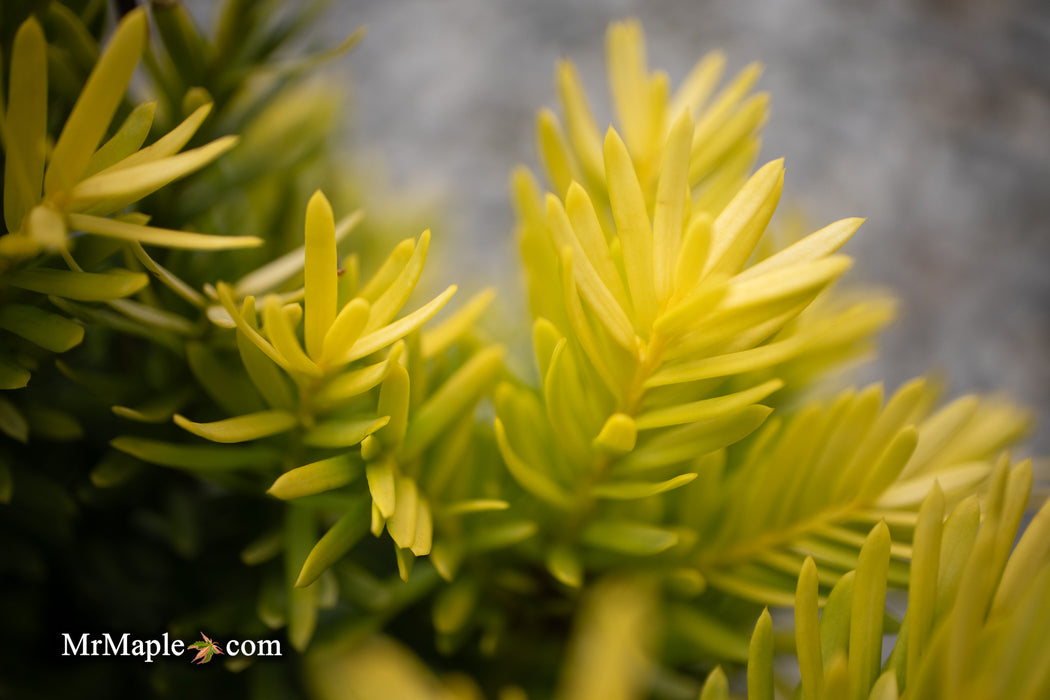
[194,0,1050,454]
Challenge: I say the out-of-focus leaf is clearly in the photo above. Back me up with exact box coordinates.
[494,417,571,508]
[45,9,147,195]
[5,268,148,300]
[186,341,267,416]
[421,287,495,358]
[433,575,479,637]
[108,298,197,335]
[241,530,284,567]
[388,477,419,550]
[376,363,410,451]
[547,544,583,588]
[111,386,193,424]
[555,578,654,700]
[0,353,31,390]
[465,520,537,552]
[269,454,362,500]
[591,473,696,500]
[285,506,318,651]
[83,102,156,177]
[0,304,81,352]
[4,17,47,232]
[593,412,637,454]
[297,494,371,587]
[366,457,397,519]
[634,379,782,429]
[402,345,504,459]
[580,520,679,555]
[111,436,281,470]
[303,417,389,448]
[24,406,82,441]
[0,397,28,442]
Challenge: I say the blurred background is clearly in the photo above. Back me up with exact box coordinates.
[191,0,1050,453]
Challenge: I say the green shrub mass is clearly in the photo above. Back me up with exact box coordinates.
[0,3,1045,699]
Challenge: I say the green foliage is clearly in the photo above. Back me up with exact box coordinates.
[728,458,1049,700]
[0,5,1045,700]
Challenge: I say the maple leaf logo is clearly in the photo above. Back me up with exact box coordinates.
[187,632,224,665]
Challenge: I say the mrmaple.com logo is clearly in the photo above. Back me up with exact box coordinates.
[61,631,281,664]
